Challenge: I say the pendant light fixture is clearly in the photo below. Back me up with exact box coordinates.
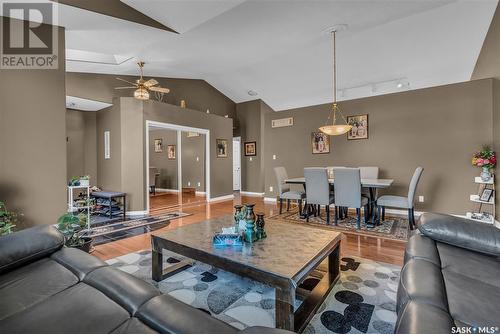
[319,27,352,136]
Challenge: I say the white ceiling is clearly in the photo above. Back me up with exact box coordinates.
[2,0,498,111]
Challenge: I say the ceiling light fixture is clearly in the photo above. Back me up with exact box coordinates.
[319,26,352,136]
[248,90,258,96]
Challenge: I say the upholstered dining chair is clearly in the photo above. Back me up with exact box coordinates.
[304,168,334,224]
[333,167,369,229]
[359,166,379,215]
[274,167,306,214]
[376,167,424,230]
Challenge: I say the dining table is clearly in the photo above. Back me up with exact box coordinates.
[285,177,394,226]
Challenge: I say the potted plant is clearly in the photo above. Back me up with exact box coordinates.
[57,213,92,253]
[79,175,90,187]
[68,176,80,187]
[472,147,497,182]
[0,201,16,236]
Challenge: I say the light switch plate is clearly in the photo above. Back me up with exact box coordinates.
[197,182,201,187]
[273,155,277,160]
[249,157,253,161]
[269,186,273,192]
[188,181,191,186]
[419,196,424,202]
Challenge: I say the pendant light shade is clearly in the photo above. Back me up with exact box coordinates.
[319,29,352,136]
[134,87,150,100]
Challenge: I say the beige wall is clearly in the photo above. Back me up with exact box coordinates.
[0,22,67,227]
[66,109,97,182]
[66,72,236,118]
[149,129,178,190]
[264,79,494,215]
[493,79,500,217]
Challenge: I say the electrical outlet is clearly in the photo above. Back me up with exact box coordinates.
[188,181,191,186]
[196,157,199,162]
[197,182,201,187]
[273,154,277,160]
[249,157,253,161]
[419,196,424,203]
[269,186,273,192]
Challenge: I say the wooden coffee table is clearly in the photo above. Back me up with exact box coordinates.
[151,215,342,332]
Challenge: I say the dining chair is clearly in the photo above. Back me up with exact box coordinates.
[359,166,379,215]
[274,167,306,214]
[304,168,334,224]
[376,167,424,230]
[332,168,369,229]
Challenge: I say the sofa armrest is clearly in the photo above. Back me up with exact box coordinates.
[418,213,500,257]
[0,225,64,274]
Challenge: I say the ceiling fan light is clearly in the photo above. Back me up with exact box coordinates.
[134,87,149,100]
[319,124,352,136]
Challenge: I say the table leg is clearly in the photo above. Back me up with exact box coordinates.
[123,195,126,221]
[329,243,340,281]
[275,284,296,331]
[152,248,163,282]
[369,187,377,226]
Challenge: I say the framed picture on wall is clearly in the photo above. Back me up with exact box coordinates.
[311,132,330,154]
[244,141,257,156]
[167,145,176,160]
[154,139,163,152]
[216,139,228,158]
[347,114,369,140]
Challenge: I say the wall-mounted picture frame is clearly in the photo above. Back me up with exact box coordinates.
[311,132,330,154]
[167,145,176,160]
[244,141,257,156]
[480,188,493,202]
[154,139,163,152]
[216,139,228,158]
[347,114,369,140]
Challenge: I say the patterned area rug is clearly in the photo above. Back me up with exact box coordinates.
[268,210,409,241]
[107,250,401,333]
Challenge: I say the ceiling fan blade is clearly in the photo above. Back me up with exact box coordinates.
[149,86,170,93]
[144,79,159,87]
[115,86,136,90]
[116,77,137,86]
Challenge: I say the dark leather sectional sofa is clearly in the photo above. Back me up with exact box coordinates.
[0,225,289,334]
[395,213,500,334]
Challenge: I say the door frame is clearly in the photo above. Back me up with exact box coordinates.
[232,136,241,191]
[145,120,211,213]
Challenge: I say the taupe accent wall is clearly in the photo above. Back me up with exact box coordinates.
[66,109,97,182]
[264,80,494,215]
[149,129,178,190]
[181,132,206,192]
[0,21,67,227]
[471,3,500,81]
[96,98,233,211]
[66,72,236,118]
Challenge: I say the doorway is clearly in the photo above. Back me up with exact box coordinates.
[233,137,241,191]
[146,121,210,213]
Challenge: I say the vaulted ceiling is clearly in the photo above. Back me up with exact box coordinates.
[2,0,498,111]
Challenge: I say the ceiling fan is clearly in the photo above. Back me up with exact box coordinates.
[115,61,170,101]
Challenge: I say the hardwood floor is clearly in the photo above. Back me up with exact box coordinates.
[93,193,406,266]
[149,192,206,213]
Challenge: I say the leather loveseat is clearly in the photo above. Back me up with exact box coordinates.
[395,213,500,334]
[0,225,290,334]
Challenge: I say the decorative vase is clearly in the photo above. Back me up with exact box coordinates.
[481,167,492,182]
[80,179,89,187]
[234,205,243,233]
[255,213,267,240]
[244,204,257,243]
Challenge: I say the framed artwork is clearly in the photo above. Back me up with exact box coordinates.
[167,145,176,160]
[154,139,163,152]
[244,141,257,156]
[311,132,330,154]
[347,114,369,140]
[216,139,228,158]
[479,188,493,202]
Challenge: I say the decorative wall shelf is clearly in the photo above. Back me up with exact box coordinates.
[467,176,495,225]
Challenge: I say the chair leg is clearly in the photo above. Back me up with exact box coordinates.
[287,199,290,211]
[356,208,361,229]
[364,205,369,224]
[326,205,330,225]
[279,199,283,214]
[377,206,382,225]
[382,207,386,220]
[334,206,338,226]
[298,200,303,215]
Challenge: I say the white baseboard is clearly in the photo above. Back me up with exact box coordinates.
[195,191,206,196]
[126,210,148,216]
[155,188,179,193]
[240,191,265,197]
[264,197,277,203]
[208,194,234,202]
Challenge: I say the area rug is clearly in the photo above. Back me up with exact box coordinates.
[106,250,401,334]
[268,210,409,241]
[88,212,190,238]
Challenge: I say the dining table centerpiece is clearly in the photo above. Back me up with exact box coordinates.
[472,147,496,182]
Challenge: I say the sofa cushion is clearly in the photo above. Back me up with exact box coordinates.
[0,282,130,334]
[403,233,440,266]
[395,301,453,334]
[0,225,64,274]
[137,294,237,334]
[0,258,78,321]
[51,247,107,280]
[397,258,448,314]
[111,318,159,334]
[418,213,500,256]
[84,266,160,316]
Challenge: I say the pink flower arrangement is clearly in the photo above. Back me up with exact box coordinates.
[472,147,496,170]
